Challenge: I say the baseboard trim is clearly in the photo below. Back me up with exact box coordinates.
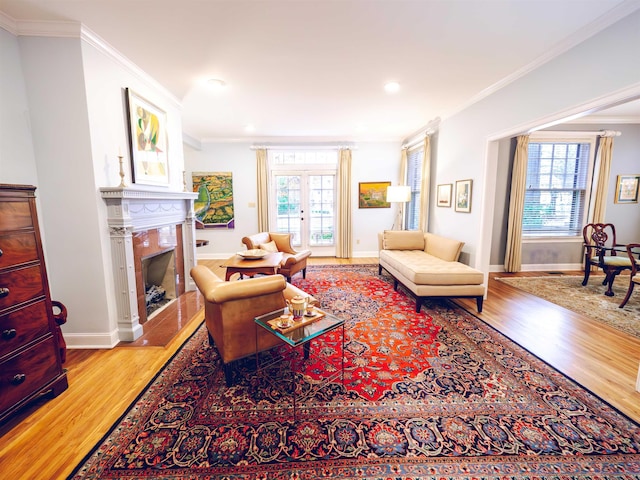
[65,330,120,349]
[490,263,583,272]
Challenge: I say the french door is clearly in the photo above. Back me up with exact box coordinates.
[271,172,336,256]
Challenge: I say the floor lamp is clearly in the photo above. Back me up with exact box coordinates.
[386,185,411,230]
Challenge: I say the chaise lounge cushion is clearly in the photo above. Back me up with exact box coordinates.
[378,230,485,312]
[380,250,484,286]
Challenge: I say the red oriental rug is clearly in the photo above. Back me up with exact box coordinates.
[69,265,640,479]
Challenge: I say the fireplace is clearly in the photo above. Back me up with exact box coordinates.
[101,186,198,341]
[133,225,185,324]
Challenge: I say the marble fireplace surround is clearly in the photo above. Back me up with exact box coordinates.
[101,186,198,341]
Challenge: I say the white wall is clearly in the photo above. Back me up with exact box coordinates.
[0,28,38,184]
[18,35,114,346]
[7,28,188,347]
[433,10,640,273]
[185,141,401,259]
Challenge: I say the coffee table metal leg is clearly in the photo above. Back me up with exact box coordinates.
[342,323,345,386]
[292,346,297,422]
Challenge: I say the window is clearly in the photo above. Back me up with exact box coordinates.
[405,145,423,231]
[523,138,595,237]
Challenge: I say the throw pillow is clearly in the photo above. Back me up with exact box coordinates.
[259,240,278,252]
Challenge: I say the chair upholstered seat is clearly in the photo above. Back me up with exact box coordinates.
[619,243,640,308]
[582,223,632,297]
[594,255,634,267]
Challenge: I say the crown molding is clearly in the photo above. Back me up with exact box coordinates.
[446,0,640,120]
[1,15,182,109]
[0,11,17,35]
[198,135,403,145]
[487,83,640,141]
[79,26,182,109]
[564,115,640,125]
[13,19,81,37]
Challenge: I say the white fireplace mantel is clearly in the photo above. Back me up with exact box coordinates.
[101,186,198,341]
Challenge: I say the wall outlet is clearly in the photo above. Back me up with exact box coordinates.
[356,239,360,244]
[248,202,256,208]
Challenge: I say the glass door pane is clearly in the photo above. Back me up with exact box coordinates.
[309,175,334,246]
[275,175,302,246]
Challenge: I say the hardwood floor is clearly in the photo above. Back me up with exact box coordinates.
[1,258,638,480]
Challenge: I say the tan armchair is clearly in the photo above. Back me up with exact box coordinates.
[190,265,318,386]
[242,232,311,282]
[619,243,640,308]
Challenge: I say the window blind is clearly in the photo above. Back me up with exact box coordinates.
[523,142,590,236]
[405,146,423,231]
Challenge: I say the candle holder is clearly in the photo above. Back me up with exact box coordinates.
[118,154,127,188]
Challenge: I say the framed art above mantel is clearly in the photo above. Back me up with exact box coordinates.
[125,88,170,186]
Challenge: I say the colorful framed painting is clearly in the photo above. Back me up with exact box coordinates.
[437,183,452,207]
[358,181,391,208]
[455,179,472,213]
[125,88,169,186]
[192,172,235,229]
[614,174,639,204]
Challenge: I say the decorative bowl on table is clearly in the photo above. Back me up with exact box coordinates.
[237,248,268,260]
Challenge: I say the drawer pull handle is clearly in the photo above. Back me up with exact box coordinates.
[2,329,16,340]
[11,374,26,385]
[0,287,9,298]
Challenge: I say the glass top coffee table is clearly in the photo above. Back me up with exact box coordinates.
[255,307,345,421]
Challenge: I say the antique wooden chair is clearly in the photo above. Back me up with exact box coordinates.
[582,223,633,296]
[619,243,640,308]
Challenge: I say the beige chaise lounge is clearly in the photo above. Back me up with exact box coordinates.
[378,230,485,313]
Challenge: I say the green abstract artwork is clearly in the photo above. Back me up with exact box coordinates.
[192,172,235,229]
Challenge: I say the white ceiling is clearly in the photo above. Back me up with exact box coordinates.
[1,0,639,142]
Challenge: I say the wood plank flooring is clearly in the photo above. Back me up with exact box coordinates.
[1,258,638,480]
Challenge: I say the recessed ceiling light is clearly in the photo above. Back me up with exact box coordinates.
[384,81,400,94]
[207,78,227,90]
[245,124,255,132]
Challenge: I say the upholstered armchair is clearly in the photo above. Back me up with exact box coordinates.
[242,232,311,282]
[190,265,318,386]
[619,243,640,308]
[582,223,633,296]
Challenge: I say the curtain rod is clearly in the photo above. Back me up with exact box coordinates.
[528,129,622,137]
[249,145,357,150]
[402,133,429,150]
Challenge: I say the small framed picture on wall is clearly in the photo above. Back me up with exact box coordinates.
[437,184,452,207]
[614,174,640,204]
[455,179,472,213]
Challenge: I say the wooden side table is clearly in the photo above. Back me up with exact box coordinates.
[223,252,284,281]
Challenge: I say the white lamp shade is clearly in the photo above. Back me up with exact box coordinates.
[386,185,411,203]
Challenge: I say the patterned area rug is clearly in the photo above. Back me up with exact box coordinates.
[69,265,640,479]
[497,275,640,339]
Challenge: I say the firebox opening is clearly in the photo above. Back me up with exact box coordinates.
[142,249,177,318]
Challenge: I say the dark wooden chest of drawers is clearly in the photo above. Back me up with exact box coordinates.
[0,184,68,423]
